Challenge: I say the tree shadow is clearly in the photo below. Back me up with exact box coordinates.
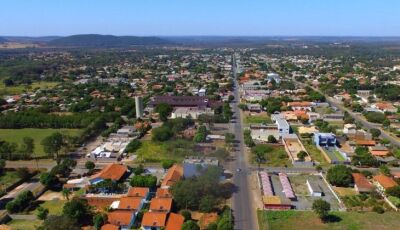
[324,214,342,223]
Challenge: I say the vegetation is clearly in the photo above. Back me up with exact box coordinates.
[6,190,34,213]
[326,165,353,187]
[312,199,331,221]
[130,175,157,187]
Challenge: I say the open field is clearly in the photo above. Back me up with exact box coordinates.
[135,139,198,162]
[29,200,66,216]
[244,112,272,124]
[0,171,20,191]
[251,144,291,167]
[7,219,42,230]
[0,81,58,96]
[258,210,400,230]
[303,143,329,166]
[0,128,82,157]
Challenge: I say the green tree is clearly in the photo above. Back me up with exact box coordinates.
[125,139,141,153]
[85,161,95,171]
[370,128,381,139]
[37,207,49,220]
[386,186,400,198]
[161,160,175,171]
[21,136,34,158]
[16,167,30,180]
[267,135,277,143]
[41,215,80,230]
[312,199,331,221]
[130,175,157,187]
[379,165,391,176]
[62,188,71,201]
[39,172,59,189]
[93,213,107,230]
[180,210,192,221]
[62,199,92,224]
[41,132,63,159]
[326,165,353,187]
[155,103,173,122]
[0,159,6,173]
[199,195,217,212]
[152,126,173,141]
[297,151,308,161]
[182,220,200,230]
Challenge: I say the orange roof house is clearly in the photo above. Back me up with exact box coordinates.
[107,210,134,228]
[161,164,183,189]
[165,213,185,230]
[90,164,128,183]
[287,101,312,107]
[369,146,390,157]
[141,212,168,229]
[127,187,150,198]
[101,224,119,230]
[149,198,173,212]
[84,196,120,210]
[373,175,397,192]
[199,213,219,230]
[354,140,376,146]
[156,188,172,198]
[117,197,143,210]
[352,173,373,193]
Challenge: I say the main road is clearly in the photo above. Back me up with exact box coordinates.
[231,55,257,230]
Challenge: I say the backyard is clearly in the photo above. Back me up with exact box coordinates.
[258,210,400,230]
[135,139,199,162]
[0,171,21,192]
[0,128,82,157]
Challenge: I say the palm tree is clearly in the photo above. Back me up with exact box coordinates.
[62,188,71,201]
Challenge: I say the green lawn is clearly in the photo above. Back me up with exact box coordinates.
[135,139,198,162]
[0,171,20,191]
[244,113,272,124]
[251,144,291,167]
[7,219,43,230]
[29,200,66,216]
[333,150,346,161]
[0,128,82,157]
[258,210,400,230]
[303,143,329,166]
[0,81,58,96]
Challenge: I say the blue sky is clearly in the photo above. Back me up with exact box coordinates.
[1,0,399,36]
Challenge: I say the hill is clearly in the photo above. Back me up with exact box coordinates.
[0,37,8,43]
[47,34,171,47]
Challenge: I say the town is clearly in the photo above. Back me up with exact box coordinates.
[0,34,400,230]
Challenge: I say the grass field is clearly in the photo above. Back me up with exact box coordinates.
[0,171,20,191]
[7,219,42,230]
[0,81,58,96]
[251,144,291,167]
[244,112,272,124]
[135,139,198,162]
[29,200,66,216]
[0,128,82,157]
[258,210,400,230]
[303,143,329,166]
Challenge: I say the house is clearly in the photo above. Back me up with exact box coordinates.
[161,164,183,189]
[149,198,173,213]
[165,213,185,230]
[343,124,357,135]
[266,73,281,84]
[250,124,280,142]
[354,139,376,146]
[117,126,137,136]
[352,173,373,193]
[90,164,128,184]
[155,188,172,198]
[101,224,120,230]
[373,103,397,113]
[323,113,344,122]
[373,175,397,193]
[127,187,150,199]
[84,196,121,210]
[287,101,313,111]
[183,157,219,178]
[111,197,144,211]
[170,107,213,119]
[369,146,390,157]
[247,104,262,113]
[107,210,135,230]
[313,133,337,146]
[262,196,291,210]
[141,212,168,230]
[306,179,323,197]
[271,114,290,138]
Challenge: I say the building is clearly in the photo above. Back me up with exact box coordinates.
[141,212,168,230]
[101,224,120,230]
[352,173,374,193]
[313,133,337,146]
[298,126,318,135]
[135,96,144,118]
[287,102,313,111]
[148,96,215,110]
[117,126,137,136]
[271,114,290,138]
[183,157,219,178]
[161,164,183,189]
[250,124,280,142]
[90,164,128,184]
[165,213,185,230]
[266,73,281,84]
[111,197,144,211]
[373,174,397,193]
[127,187,150,199]
[323,113,344,122]
[306,179,323,197]
[149,198,173,213]
[262,196,291,210]
[279,173,296,200]
[247,104,262,113]
[369,146,390,157]
[107,210,135,230]
[170,107,213,119]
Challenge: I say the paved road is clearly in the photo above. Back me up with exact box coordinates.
[231,55,257,230]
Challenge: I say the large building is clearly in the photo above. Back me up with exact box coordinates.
[271,114,290,138]
[135,96,144,118]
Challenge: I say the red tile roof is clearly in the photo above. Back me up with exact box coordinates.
[127,187,149,198]
[92,164,127,181]
[142,212,167,228]
[85,197,120,210]
[101,224,119,230]
[149,198,173,212]
[352,173,373,192]
[107,210,134,226]
[165,213,185,230]
[161,164,183,188]
[156,188,172,198]
[118,197,143,210]
[373,175,397,189]
[355,140,376,146]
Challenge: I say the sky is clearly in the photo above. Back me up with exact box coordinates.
[1,0,400,37]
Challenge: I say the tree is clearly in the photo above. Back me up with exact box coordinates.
[93,213,107,230]
[85,161,95,171]
[370,128,381,139]
[386,186,400,198]
[0,159,6,174]
[152,126,173,141]
[182,220,200,230]
[224,133,235,149]
[41,215,80,230]
[161,160,175,171]
[62,198,92,224]
[41,132,63,159]
[16,167,30,180]
[6,190,34,213]
[194,125,208,143]
[267,135,277,143]
[199,195,217,212]
[62,188,71,201]
[125,139,141,153]
[379,165,391,176]
[297,151,308,161]
[130,175,157,187]
[155,103,173,122]
[37,207,49,220]
[40,172,59,188]
[21,137,34,158]
[133,164,145,175]
[312,199,331,221]
[180,210,192,221]
[326,165,353,187]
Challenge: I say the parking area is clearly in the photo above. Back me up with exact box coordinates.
[269,173,340,210]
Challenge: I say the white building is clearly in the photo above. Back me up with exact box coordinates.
[306,179,323,197]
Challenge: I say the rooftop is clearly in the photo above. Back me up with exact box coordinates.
[142,212,168,227]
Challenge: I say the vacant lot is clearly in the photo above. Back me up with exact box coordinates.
[244,112,272,124]
[29,200,66,216]
[0,171,20,191]
[0,128,82,157]
[0,81,58,96]
[258,210,400,230]
[135,139,199,162]
[251,144,291,167]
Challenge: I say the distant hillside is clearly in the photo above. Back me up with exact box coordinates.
[0,37,8,43]
[3,36,61,43]
[48,34,171,47]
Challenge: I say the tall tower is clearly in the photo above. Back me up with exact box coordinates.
[135,96,143,118]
